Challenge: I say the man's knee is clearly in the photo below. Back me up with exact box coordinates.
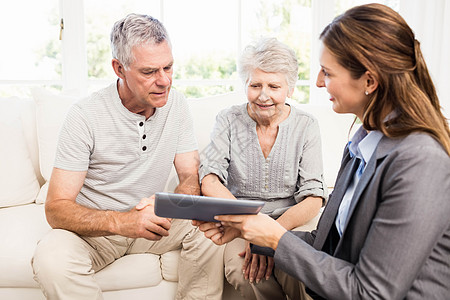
[32,229,91,281]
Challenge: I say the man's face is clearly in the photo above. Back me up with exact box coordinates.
[119,40,174,115]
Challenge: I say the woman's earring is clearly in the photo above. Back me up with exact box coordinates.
[365,91,369,96]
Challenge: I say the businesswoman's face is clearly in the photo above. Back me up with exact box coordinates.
[316,42,369,120]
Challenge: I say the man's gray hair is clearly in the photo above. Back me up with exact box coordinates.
[238,37,298,90]
[110,13,170,68]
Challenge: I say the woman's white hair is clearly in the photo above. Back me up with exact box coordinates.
[110,13,170,68]
[238,37,298,90]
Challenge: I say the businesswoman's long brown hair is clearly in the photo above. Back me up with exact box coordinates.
[320,3,450,155]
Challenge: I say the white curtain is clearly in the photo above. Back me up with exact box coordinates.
[400,0,450,119]
[309,0,335,105]
[60,0,88,95]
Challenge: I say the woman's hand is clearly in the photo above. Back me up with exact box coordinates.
[194,213,287,249]
[216,213,287,249]
[192,220,241,245]
[240,241,274,283]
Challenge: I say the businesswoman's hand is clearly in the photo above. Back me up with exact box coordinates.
[194,213,287,250]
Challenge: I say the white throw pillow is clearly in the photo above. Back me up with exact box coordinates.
[31,88,79,203]
[0,98,40,207]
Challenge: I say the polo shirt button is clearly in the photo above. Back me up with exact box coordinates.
[142,146,147,151]
[142,134,146,139]
[139,122,144,127]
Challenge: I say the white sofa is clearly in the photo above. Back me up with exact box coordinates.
[0,88,354,299]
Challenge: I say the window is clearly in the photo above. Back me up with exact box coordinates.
[0,0,399,103]
[0,0,61,97]
[84,0,161,84]
[84,0,314,102]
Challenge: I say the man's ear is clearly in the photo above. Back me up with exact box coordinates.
[364,71,378,94]
[112,59,125,79]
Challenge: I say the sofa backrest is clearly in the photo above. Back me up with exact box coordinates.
[1,90,354,208]
[0,97,42,208]
[294,103,355,188]
[187,91,355,190]
[19,98,44,185]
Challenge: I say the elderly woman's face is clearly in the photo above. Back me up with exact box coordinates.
[246,69,292,122]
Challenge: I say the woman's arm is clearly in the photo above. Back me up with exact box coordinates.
[209,136,450,299]
[276,196,322,230]
[276,115,325,230]
[275,139,450,299]
[201,173,235,199]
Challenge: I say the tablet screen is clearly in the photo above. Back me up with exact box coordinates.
[154,192,265,222]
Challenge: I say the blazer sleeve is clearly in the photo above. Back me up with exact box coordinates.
[251,229,317,257]
[274,139,450,299]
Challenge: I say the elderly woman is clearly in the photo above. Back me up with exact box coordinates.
[199,37,327,300]
[196,4,450,300]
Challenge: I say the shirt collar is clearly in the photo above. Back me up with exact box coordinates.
[348,126,384,164]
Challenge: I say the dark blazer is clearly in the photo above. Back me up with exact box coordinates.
[271,132,450,299]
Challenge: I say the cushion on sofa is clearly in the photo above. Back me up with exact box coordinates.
[160,249,181,282]
[31,88,79,204]
[0,98,40,208]
[0,202,179,292]
[93,249,181,291]
[0,204,50,287]
[18,98,45,186]
[158,91,248,193]
[294,103,355,189]
[94,253,163,291]
[185,91,355,190]
[187,90,247,152]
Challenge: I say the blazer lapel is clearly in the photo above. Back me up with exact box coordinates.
[341,155,376,231]
[341,136,399,234]
[313,151,360,250]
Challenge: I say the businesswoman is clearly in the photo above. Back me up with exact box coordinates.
[195,4,450,299]
[199,37,327,299]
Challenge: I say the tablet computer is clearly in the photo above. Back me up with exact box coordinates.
[154,192,265,222]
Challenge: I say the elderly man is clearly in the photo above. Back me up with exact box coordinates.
[32,13,223,300]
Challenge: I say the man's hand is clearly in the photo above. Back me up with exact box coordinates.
[115,195,172,240]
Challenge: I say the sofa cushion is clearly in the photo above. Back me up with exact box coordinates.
[0,203,180,291]
[160,249,181,282]
[0,98,40,208]
[185,91,354,189]
[31,88,79,203]
[94,253,163,291]
[161,91,247,192]
[18,98,44,186]
[187,91,247,152]
[95,250,181,291]
[0,204,50,287]
[0,203,177,292]
[293,103,355,188]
